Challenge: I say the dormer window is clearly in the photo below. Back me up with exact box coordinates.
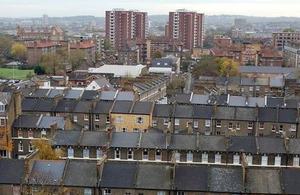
[18,130,23,138]
[0,103,5,112]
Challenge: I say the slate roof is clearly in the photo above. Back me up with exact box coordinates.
[63,160,97,187]
[38,116,65,129]
[28,160,66,186]
[282,168,300,194]
[80,131,108,147]
[0,159,24,184]
[100,91,117,101]
[246,168,282,194]
[93,101,113,114]
[174,105,193,118]
[235,107,257,121]
[73,101,93,113]
[34,98,56,112]
[215,106,235,120]
[174,93,191,104]
[136,163,172,190]
[111,100,133,114]
[81,90,99,100]
[169,134,197,150]
[198,136,227,152]
[258,108,298,123]
[21,98,37,112]
[52,130,81,146]
[267,97,285,108]
[192,105,213,119]
[55,99,77,113]
[110,132,140,148]
[115,91,135,101]
[64,89,83,99]
[228,136,257,153]
[48,89,64,98]
[190,94,209,104]
[209,166,244,193]
[152,104,173,117]
[257,137,286,154]
[288,139,300,154]
[13,115,40,128]
[100,161,137,188]
[174,165,208,191]
[140,133,166,149]
[29,88,50,98]
[240,66,294,74]
[131,101,153,115]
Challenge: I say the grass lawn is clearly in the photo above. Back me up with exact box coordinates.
[0,68,34,80]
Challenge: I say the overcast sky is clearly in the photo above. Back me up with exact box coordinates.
[0,0,299,18]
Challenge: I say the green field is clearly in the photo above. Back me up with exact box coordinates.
[0,68,34,80]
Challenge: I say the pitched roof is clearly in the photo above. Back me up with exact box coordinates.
[81,90,99,100]
[131,101,153,115]
[169,134,197,150]
[174,165,208,191]
[115,91,135,101]
[193,105,213,119]
[111,100,133,114]
[140,133,166,149]
[282,168,300,194]
[209,166,244,193]
[198,136,227,152]
[52,130,81,146]
[63,160,97,187]
[288,139,300,154]
[228,136,257,153]
[13,115,40,128]
[136,163,172,190]
[73,101,93,113]
[100,91,117,101]
[0,159,25,184]
[55,99,77,113]
[93,101,113,114]
[257,137,286,154]
[111,132,140,148]
[152,104,173,117]
[215,106,235,120]
[28,160,66,186]
[174,105,193,118]
[100,161,137,188]
[80,131,108,147]
[246,168,282,194]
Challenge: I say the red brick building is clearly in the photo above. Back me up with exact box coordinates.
[167,9,204,50]
[26,40,58,65]
[105,9,148,51]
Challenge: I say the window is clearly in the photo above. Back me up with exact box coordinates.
[0,104,5,112]
[68,147,74,158]
[163,118,169,126]
[116,116,123,123]
[106,116,110,124]
[233,154,240,165]
[41,130,46,139]
[28,130,33,138]
[272,125,276,132]
[125,193,131,195]
[202,153,208,163]
[84,188,92,195]
[0,118,5,126]
[156,150,162,161]
[122,128,127,132]
[236,123,240,130]
[83,147,89,158]
[96,148,103,159]
[0,150,7,158]
[246,154,253,165]
[215,153,221,164]
[187,151,193,162]
[73,115,78,122]
[279,125,283,132]
[291,124,297,132]
[18,141,23,152]
[248,122,253,130]
[177,192,185,195]
[136,117,144,124]
[175,152,180,162]
[192,120,198,129]
[259,122,264,129]
[152,120,157,127]
[103,189,111,195]
[95,114,100,121]
[293,156,299,166]
[205,120,211,127]
[261,155,268,166]
[274,155,281,166]
[228,122,233,130]
[29,142,34,152]
[216,120,221,128]
[127,149,133,160]
[115,149,120,159]
[143,149,148,160]
[175,119,180,126]
[249,86,253,91]
[17,130,23,138]
[157,191,165,195]
[84,114,89,121]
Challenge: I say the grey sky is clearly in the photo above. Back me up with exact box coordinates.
[0,0,299,17]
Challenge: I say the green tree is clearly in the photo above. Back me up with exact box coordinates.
[69,49,85,71]
[33,139,61,160]
[0,35,13,59]
[192,56,219,77]
[40,53,63,75]
[217,57,239,77]
[11,43,27,63]
[167,76,185,96]
[103,39,111,50]
[34,65,46,75]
